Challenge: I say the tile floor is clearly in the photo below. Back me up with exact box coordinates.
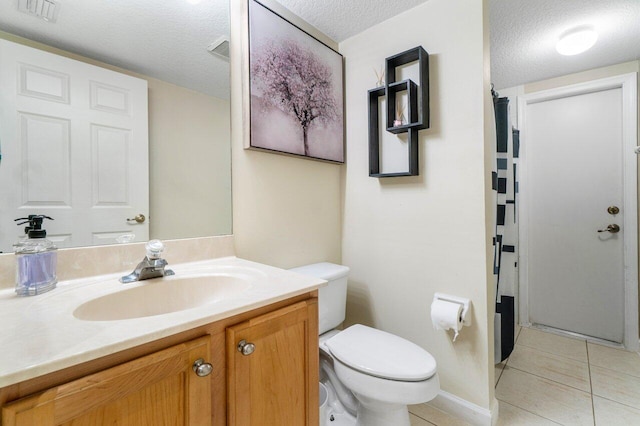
[408,327,640,425]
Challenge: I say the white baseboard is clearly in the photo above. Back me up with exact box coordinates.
[428,391,499,426]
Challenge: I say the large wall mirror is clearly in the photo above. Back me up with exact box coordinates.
[0,0,231,253]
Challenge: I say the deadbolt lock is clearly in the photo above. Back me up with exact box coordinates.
[607,206,620,215]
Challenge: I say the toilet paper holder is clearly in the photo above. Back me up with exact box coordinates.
[433,293,472,326]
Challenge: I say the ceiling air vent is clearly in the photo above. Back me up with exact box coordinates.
[207,36,230,62]
[18,0,59,23]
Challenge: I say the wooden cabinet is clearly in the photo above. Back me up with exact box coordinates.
[2,336,211,426]
[0,294,319,426]
[227,301,319,426]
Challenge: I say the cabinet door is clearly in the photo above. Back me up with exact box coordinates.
[227,300,319,426]
[2,336,212,426]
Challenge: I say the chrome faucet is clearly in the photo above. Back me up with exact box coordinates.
[120,240,175,283]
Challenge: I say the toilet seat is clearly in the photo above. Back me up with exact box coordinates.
[325,324,436,382]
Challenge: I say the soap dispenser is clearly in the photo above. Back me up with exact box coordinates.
[13,215,58,296]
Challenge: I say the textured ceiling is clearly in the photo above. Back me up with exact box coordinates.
[490,0,640,89]
[0,0,638,98]
[0,0,230,99]
[273,0,431,42]
[281,0,640,90]
[278,0,640,89]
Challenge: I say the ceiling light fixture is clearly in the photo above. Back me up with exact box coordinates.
[556,26,598,56]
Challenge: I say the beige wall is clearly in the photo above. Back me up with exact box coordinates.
[0,30,232,241]
[229,0,342,268]
[340,0,495,410]
[148,80,231,239]
[232,0,495,412]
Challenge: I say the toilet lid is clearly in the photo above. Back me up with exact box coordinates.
[325,324,437,382]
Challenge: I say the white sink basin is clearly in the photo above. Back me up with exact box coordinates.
[73,273,251,321]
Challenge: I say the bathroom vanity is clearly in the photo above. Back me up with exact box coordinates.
[0,256,323,425]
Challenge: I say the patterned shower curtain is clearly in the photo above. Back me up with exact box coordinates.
[492,92,520,363]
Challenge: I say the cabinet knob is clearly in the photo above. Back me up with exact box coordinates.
[237,339,256,356]
[192,358,213,377]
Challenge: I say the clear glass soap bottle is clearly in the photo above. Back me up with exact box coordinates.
[14,215,57,296]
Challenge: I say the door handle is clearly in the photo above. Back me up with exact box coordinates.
[126,214,146,224]
[597,224,620,233]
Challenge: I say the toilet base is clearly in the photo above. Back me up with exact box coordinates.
[321,377,356,426]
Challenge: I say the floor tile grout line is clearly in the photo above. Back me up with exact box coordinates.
[589,361,640,408]
[494,349,513,387]
[495,363,506,387]
[409,412,437,426]
[496,398,564,425]
[503,328,596,425]
[591,393,640,412]
[518,326,587,345]
[586,340,596,426]
[524,325,594,345]
[586,340,630,352]
[515,341,588,364]
[514,341,591,365]
[499,350,594,424]
[504,364,592,394]
[504,327,640,426]
[409,407,453,426]
[494,342,514,388]
[587,361,640,379]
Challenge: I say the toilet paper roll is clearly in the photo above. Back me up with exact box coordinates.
[431,299,464,341]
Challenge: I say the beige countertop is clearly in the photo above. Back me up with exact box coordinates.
[0,256,325,388]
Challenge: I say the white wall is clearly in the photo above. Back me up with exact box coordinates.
[230,0,342,268]
[340,0,495,410]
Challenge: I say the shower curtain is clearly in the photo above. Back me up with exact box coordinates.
[492,92,519,363]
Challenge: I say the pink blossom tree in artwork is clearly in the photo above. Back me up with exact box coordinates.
[252,40,338,156]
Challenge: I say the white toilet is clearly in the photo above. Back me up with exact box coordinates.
[290,263,439,426]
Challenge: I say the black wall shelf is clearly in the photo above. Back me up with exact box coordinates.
[386,80,418,134]
[368,46,430,178]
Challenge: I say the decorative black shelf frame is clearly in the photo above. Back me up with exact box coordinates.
[368,46,429,178]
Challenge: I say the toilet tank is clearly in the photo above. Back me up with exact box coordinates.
[290,263,349,335]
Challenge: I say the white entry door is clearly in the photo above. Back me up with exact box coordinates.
[0,39,149,252]
[520,74,638,345]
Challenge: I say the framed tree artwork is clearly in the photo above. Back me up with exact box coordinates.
[248,0,345,163]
